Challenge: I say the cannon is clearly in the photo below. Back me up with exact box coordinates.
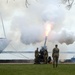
[38,36,48,64]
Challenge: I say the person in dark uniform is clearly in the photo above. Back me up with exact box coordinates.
[35,48,39,64]
[48,56,51,64]
[39,47,44,62]
[44,49,48,64]
[52,44,59,68]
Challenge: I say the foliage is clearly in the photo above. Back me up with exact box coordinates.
[61,0,74,10]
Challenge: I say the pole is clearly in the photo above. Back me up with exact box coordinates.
[0,15,6,38]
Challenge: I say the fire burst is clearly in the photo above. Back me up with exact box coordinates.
[45,22,52,36]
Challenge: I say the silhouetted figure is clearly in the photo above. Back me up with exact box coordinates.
[52,44,59,68]
[35,48,39,64]
[39,47,44,62]
[44,49,48,64]
[48,56,51,64]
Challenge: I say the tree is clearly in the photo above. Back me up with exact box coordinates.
[25,0,74,9]
[25,0,30,8]
[62,0,74,10]
[6,0,74,9]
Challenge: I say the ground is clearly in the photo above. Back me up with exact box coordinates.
[0,64,75,75]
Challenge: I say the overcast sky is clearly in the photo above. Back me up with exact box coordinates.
[0,0,75,60]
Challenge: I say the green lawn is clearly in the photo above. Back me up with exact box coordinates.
[0,64,75,75]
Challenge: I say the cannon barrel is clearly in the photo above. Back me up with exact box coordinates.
[43,36,47,50]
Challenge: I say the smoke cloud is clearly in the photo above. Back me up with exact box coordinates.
[0,0,75,45]
[0,0,75,59]
[20,25,45,44]
[7,1,75,45]
[48,29,75,45]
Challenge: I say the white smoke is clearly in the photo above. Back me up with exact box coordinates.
[8,1,75,44]
[58,29,75,45]
[0,0,75,60]
[20,25,45,44]
[9,0,67,45]
[42,4,65,26]
[48,29,75,45]
[10,12,45,44]
[0,0,75,45]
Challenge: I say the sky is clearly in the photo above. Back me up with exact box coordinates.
[0,0,75,60]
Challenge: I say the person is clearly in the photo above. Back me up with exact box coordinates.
[52,44,59,68]
[44,49,48,64]
[48,56,51,64]
[35,47,39,64]
[39,47,44,62]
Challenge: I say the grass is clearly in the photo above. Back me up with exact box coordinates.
[0,64,75,75]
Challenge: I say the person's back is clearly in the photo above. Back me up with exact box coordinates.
[44,50,48,64]
[35,48,39,64]
[53,47,59,57]
[52,44,59,68]
[35,49,39,57]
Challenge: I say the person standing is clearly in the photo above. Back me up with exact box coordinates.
[52,44,59,68]
[44,49,48,64]
[35,48,39,64]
